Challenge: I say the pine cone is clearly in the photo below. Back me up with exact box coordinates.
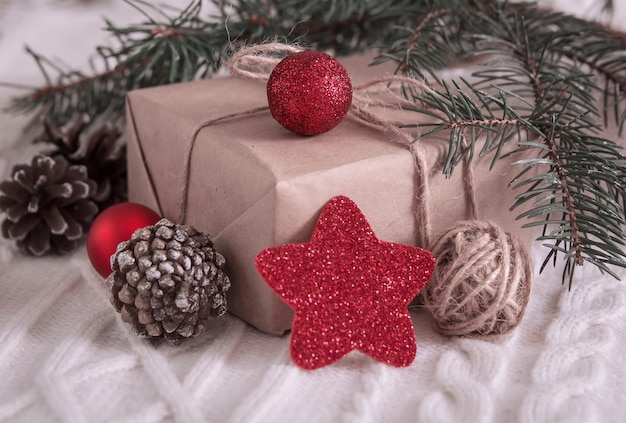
[106,218,231,344]
[0,155,99,255]
[38,114,127,209]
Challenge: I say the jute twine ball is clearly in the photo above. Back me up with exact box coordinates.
[422,220,533,337]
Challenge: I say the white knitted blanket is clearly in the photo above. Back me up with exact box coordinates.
[1,1,625,422]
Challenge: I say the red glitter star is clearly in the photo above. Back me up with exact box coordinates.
[255,196,435,370]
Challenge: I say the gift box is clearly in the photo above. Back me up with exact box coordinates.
[126,54,535,335]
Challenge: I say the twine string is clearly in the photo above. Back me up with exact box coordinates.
[461,139,480,221]
[227,43,303,80]
[347,78,434,247]
[176,106,269,224]
[176,42,479,248]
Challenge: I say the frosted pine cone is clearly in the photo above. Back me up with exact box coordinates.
[106,218,231,344]
[0,155,98,255]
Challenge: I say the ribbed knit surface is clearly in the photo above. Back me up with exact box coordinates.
[1,1,625,422]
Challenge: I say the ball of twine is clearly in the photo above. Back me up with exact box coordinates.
[422,220,533,337]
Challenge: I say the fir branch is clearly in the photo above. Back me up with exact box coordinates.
[383,0,626,279]
[373,4,473,81]
[8,0,224,127]
[7,0,430,128]
[401,8,464,74]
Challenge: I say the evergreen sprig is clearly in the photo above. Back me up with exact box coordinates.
[8,0,227,128]
[5,0,626,281]
[378,1,626,282]
[6,0,425,128]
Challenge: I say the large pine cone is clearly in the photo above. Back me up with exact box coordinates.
[106,218,231,344]
[0,155,98,255]
[38,114,127,209]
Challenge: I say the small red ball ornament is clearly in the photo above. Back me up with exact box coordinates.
[267,50,353,136]
[87,202,161,278]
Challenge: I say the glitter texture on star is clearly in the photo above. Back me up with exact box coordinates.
[255,196,436,370]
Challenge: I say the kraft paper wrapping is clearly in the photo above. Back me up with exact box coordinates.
[126,54,534,335]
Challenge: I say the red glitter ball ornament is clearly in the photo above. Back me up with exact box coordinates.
[87,202,161,278]
[255,196,435,370]
[267,50,353,136]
